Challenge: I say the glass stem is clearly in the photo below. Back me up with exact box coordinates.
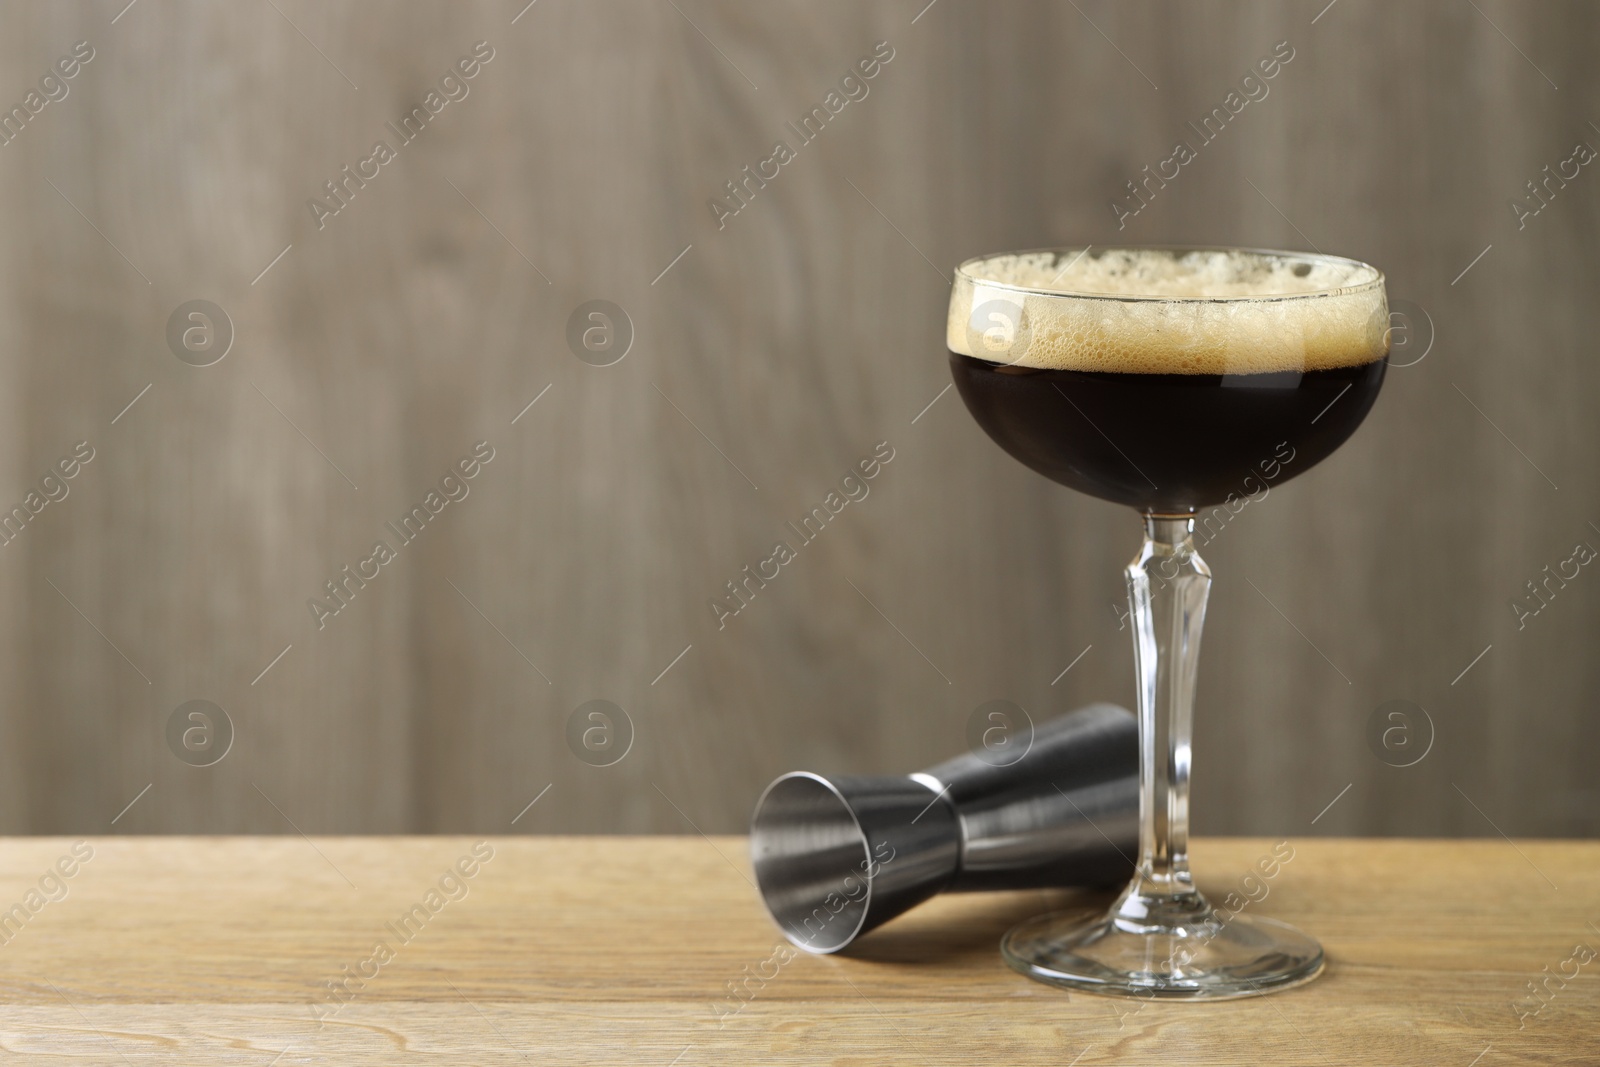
[1115,512,1214,930]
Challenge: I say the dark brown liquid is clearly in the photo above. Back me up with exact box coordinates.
[949,353,1386,511]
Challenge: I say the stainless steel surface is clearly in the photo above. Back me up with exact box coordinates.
[750,704,1137,952]
[749,772,959,953]
[922,702,1140,890]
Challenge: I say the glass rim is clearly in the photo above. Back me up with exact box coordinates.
[953,245,1386,304]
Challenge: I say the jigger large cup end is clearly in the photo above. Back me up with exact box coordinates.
[750,772,959,954]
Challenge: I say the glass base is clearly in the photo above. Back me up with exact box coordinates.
[1001,896,1324,1000]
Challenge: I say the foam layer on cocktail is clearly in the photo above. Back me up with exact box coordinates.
[948,249,1388,375]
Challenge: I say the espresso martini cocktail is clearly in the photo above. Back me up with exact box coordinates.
[946,247,1389,999]
[949,247,1387,511]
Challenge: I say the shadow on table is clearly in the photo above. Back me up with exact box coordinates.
[839,888,1116,966]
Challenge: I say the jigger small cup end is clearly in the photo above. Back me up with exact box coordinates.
[750,773,876,954]
[750,771,958,954]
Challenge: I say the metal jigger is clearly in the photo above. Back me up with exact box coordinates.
[750,703,1138,953]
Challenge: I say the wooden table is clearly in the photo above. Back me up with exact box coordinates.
[0,836,1593,1064]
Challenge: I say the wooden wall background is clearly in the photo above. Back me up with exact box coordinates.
[0,0,1594,838]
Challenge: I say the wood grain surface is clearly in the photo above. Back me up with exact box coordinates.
[0,1,1596,838]
[0,835,1594,1064]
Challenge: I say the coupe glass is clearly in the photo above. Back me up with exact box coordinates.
[946,246,1388,999]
